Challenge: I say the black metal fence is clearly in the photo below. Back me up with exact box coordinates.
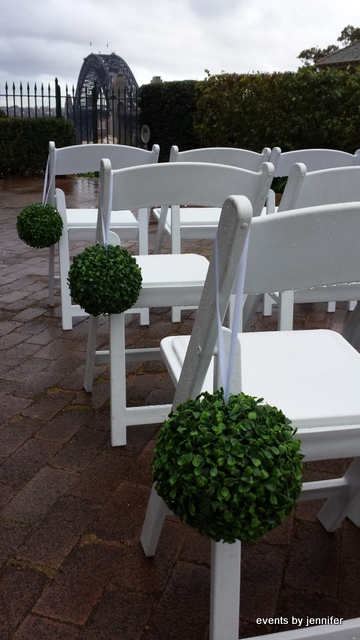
[0,78,141,146]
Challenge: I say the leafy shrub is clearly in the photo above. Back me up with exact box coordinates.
[194,67,360,153]
[153,390,303,543]
[67,243,142,316]
[0,117,75,177]
[16,203,63,248]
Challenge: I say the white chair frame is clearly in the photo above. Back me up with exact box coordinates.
[83,159,274,446]
[46,141,160,329]
[263,147,360,317]
[153,145,276,255]
[153,147,276,322]
[272,163,360,327]
[141,199,360,640]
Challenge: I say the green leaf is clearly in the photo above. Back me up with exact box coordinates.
[192,454,203,468]
[170,473,180,485]
[250,457,261,467]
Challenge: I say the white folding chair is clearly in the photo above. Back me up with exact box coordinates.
[263,147,360,316]
[141,200,360,640]
[274,147,360,178]
[83,159,274,446]
[153,145,276,255]
[45,141,160,328]
[272,163,360,327]
[153,147,275,322]
[267,147,360,215]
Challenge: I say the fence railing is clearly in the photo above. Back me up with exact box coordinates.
[0,78,141,146]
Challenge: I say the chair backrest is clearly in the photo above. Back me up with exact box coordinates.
[244,201,360,296]
[273,147,360,178]
[46,141,160,206]
[97,158,274,242]
[278,163,360,212]
[169,145,272,172]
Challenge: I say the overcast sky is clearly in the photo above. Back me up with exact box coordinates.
[1,0,360,91]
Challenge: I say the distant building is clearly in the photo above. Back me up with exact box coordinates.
[316,40,360,71]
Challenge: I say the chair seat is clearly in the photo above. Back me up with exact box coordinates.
[153,205,268,240]
[67,208,139,227]
[134,254,209,307]
[161,329,360,459]
[170,207,221,226]
[152,206,221,241]
[66,208,140,243]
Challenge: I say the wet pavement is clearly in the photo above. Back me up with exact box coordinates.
[0,176,359,639]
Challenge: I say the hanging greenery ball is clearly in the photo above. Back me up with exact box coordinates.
[67,243,143,316]
[153,390,303,544]
[16,203,63,248]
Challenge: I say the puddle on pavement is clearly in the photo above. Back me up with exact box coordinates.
[1,176,99,211]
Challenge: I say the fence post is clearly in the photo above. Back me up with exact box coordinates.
[55,78,62,118]
[91,83,98,143]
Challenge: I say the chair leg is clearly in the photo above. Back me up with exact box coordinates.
[84,315,100,392]
[139,308,150,325]
[242,294,262,332]
[58,230,74,331]
[48,244,55,307]
[140,490,241,640]
[210,539,241,640]
[169,207,182,321]
[109,313,128,446]
[140,484,172,556]
[137,208,150,326]
[171,307,182,323]
[263,293,274,316]
[137,208,149,256]
[108,313,169,445]
[170,206,181,255]
[278,290,294,331]
[317,457,360,531]
[327,301,336,313]
[153,206,168,254]
[342,301,360,347]
[228,294,243,333]
[348,300,357,312]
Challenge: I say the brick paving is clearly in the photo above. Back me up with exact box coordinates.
[0,175,359,639]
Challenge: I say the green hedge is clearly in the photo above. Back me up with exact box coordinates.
[194,67,360,153]
[139,80,201,161]
[140,68,360,159]
[0,117,75,177]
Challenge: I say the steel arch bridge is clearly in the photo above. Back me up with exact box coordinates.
[74,52,139,144]
[75,52,138,102]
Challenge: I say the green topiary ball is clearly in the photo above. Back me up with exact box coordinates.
[16,203,63,248]
[153,390,303,543]
[67,243,143,316]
